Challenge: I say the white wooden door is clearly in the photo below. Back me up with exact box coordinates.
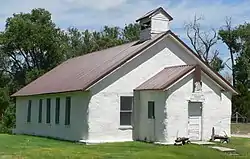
[188,102,202,141]
[188,116,202,140]
[147,119,155,142]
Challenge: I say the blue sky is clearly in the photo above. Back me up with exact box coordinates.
[1,0,250,76]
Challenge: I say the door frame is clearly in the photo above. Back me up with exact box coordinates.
[188,101,203,141]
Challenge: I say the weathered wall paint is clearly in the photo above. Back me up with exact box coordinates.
[14,91,89,141]
[201,73,232,140]
[135,72,232,144]
[88,37,186,143]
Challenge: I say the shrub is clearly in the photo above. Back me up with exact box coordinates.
[0,103,16,133]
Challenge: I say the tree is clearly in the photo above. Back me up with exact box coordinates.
[0,8,68,89]
[122,23,140,42]
[218,17,240,87]
[223,71,233,84]
[66,23,140,58]
[185,15,224,72]
[0,87,10,120]
[0,7,141,132]
[220,22,250,117]
[0,8,69,132]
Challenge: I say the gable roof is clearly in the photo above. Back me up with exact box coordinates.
[168,32,238,95]
[136,7,173,22]
[135,65,195,91]
[11,32,169,97]
[12,30,238,97]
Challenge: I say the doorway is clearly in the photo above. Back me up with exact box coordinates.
[147,101,155,142]
[188,102,202,141]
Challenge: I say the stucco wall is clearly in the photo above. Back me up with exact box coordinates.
[14,91,89,141]
[164,72,232,143]
[165,74,193,143]
[201,73,232,140]
[88,37,187,142]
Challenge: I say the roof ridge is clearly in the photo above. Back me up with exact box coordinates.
[83,31,170,90]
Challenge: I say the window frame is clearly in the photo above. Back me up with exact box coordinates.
[120,96,133,126]
[148,101,155,119]
[38,99,43,123]
[55,97,60,124]
[65,97,71,125]
[27,100,32,123]
[46,98,51,124]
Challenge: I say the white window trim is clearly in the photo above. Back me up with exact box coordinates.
[120,96,133,126]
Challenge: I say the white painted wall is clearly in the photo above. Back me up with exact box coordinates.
[151,12,170,34]
[165,74,193,143]
[164,73,232,143]
[14,91,90,141]
[88,37,186,143]
[201,73,232,140]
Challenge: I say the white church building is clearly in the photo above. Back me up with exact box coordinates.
[12,7,237,144]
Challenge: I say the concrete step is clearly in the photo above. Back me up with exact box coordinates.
[191,141,215,145]
[210,146,236,153]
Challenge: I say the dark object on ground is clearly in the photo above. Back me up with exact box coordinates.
[210,135,230,143]
[210,127,230,143]
[174,137,191,146]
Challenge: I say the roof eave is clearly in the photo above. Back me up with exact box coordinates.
[11,89,91,98]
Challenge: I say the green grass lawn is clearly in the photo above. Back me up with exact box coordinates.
[0,134,250,159]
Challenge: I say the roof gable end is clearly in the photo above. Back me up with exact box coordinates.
[136,7,173,22]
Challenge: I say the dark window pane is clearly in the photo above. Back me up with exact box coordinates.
[120,112,132,125]
[148,101,155,119]
[27,100,32,122]
[120,96,133,110]
[65,97,71,125]
[55,98,60,124]
[46,98,51,123]
[38,99,42,123]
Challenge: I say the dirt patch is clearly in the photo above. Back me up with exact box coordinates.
[231,123,250,135]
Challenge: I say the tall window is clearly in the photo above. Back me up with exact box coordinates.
[55,98,60,124]
[65,97,71,125]
[148,101,155,119]
[38,99,43,123]
[27,100,32,122]
[46,98,51,123]
[120,96,133,126]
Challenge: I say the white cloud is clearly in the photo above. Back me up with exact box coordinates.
[165,0,250,35]
[62,0,127,10]
[1,0,250,32]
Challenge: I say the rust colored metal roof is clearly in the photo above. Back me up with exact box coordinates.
[11,29,238,97]
[136,7,173,22]
[12,32,169,97]
[135,65,195,90]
